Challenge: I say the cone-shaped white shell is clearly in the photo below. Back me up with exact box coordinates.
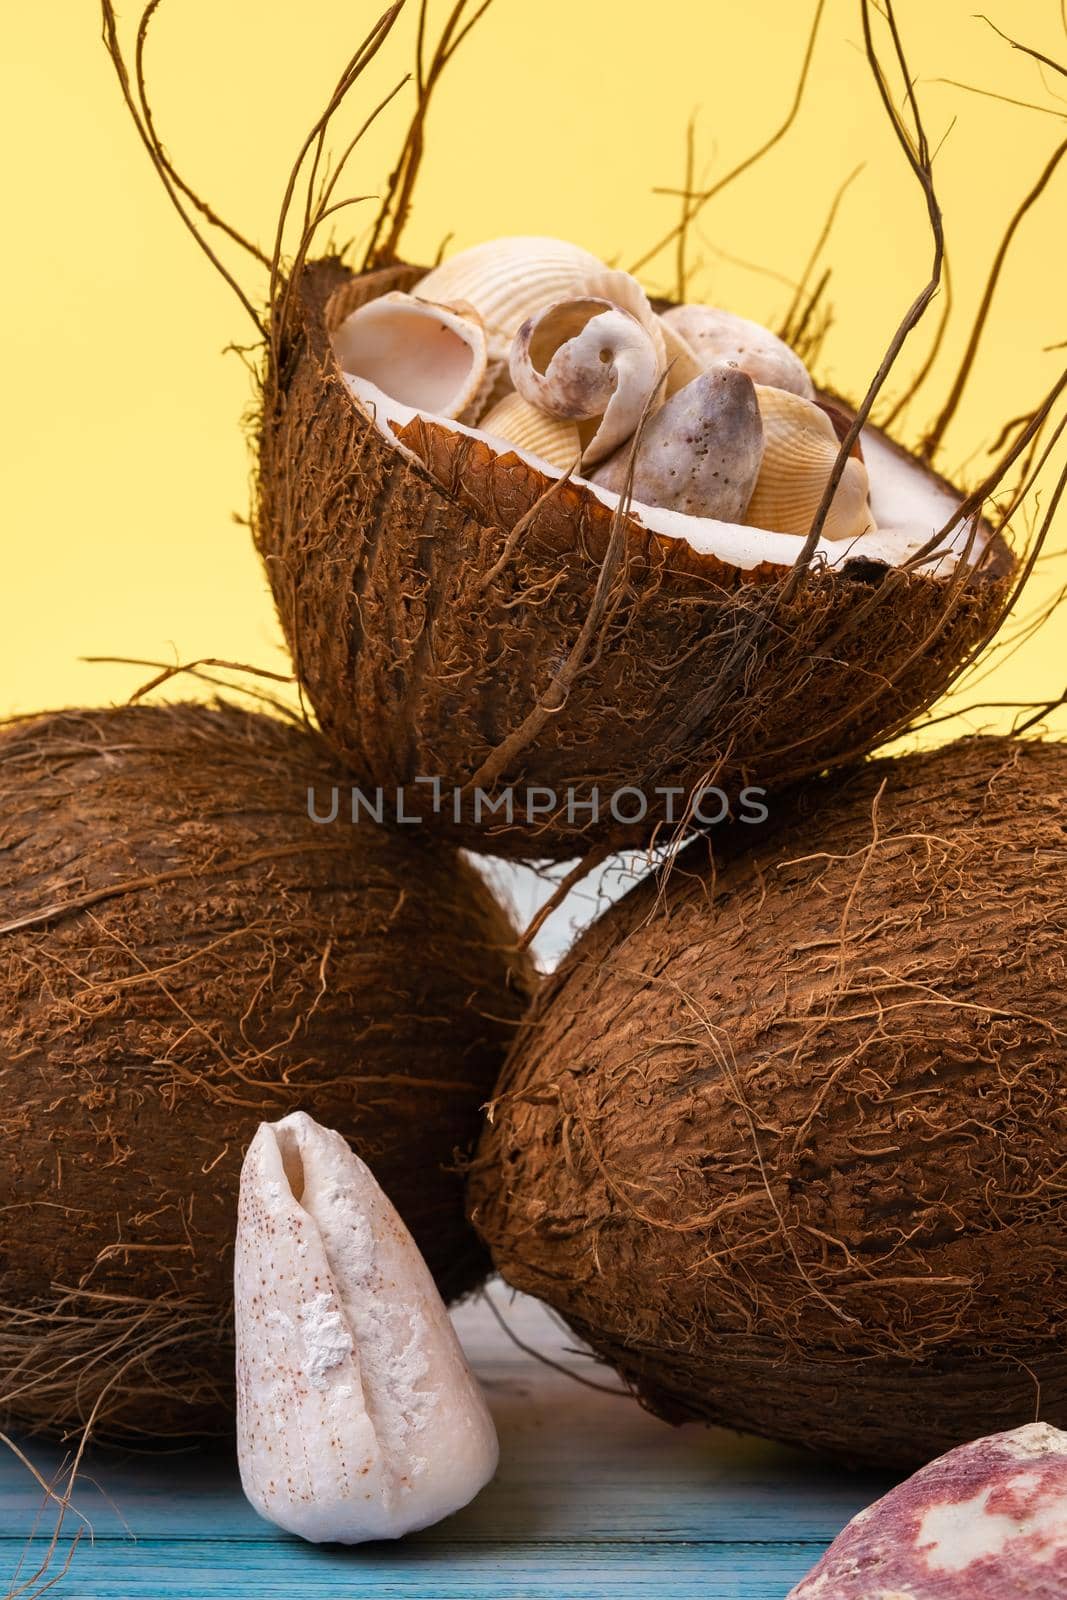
[235,1112,498,1544]
[331,292,489,422]
[509,298,663,467]
[662,304,814,399]
[415,236,665,366]
[746,385,873,541]
[481,391,583,472]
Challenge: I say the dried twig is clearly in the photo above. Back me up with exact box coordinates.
[675,116,698,304]
[133,4,270,268]
[783,0,945,598]
[921,138,1067,459]
[630,0,825,278]
[80,655,300,715]
[363,0,497,269]
[268,4,407,373]
[519,844,613,953]
[100,0,266,334]
[480,1289,630,1397]
[930,76,1066,120]
[977,15,1067,81]
[780,162,864,347]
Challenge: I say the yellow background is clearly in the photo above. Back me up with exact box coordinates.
[2,0,1064,736]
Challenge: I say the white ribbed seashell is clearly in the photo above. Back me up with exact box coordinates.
[662,304,815,399]
[745,386,873,541]
[235,1111,498,1544]
[415,236,665,366]
[509,298,663,467]
[331,291,489,422]
[592,368,763,522]
[480,391,583,472]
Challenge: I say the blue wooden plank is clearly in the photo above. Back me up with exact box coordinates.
[4,1538,821,1599]
[0,1290,883,1598]
[0,1432,887,1547]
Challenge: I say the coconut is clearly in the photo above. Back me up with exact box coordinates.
[468,735,1067,1468]
[95,1,1043,866]
[254,255,1013,861]
[0,703,532,1441]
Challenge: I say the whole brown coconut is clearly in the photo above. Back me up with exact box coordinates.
[469,736,1067,1469]
[255,257,1013,861]
[0,703,532,1441]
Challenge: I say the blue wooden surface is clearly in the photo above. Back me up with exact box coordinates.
[0,1287,891,1600]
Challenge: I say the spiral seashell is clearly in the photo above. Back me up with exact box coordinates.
[330,291,489,422]
[480,392,583,472]
[415,236,665,366]
[745,385,873,541]
[591,368,763,521]
[509,298,664,467]
[662,304,814,399]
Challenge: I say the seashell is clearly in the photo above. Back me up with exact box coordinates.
[592,368,763,522]
[235,1110,499,1544]
[480,391,583,472]
[658,314,704,396]
[745,385,873,541]
[818,399,865,459]
[331,291,489,422]
[509,298,663,467]
[662,304,815,399]
[415,236,665,366]
[474,359,514,422]
[787,1423,1067,1599]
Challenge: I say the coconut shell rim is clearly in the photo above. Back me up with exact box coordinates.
[308,254,1015,593]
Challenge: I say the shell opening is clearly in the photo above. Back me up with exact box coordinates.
[509,296,663,465]
[330,293,488,421]
[274,1122,307,1205]
[338,315,476,413]
[526,298,607,377]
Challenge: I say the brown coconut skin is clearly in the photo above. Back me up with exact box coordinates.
[0,703,532,1441]
[255,256,1013,860]
[469,736,1067,1469]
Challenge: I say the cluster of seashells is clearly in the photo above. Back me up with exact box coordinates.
[332,235,873,541]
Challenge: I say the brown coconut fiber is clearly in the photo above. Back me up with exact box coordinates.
[468,735,1067,1469]
[255,257,1014,861]
[0,702,532,1441]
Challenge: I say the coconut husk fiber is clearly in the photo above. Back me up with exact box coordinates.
[468,735,1067,1469]
[254,256,1014,862]
[0,702,533,1441]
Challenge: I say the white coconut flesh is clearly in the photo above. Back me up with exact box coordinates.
[344,373,989,577]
